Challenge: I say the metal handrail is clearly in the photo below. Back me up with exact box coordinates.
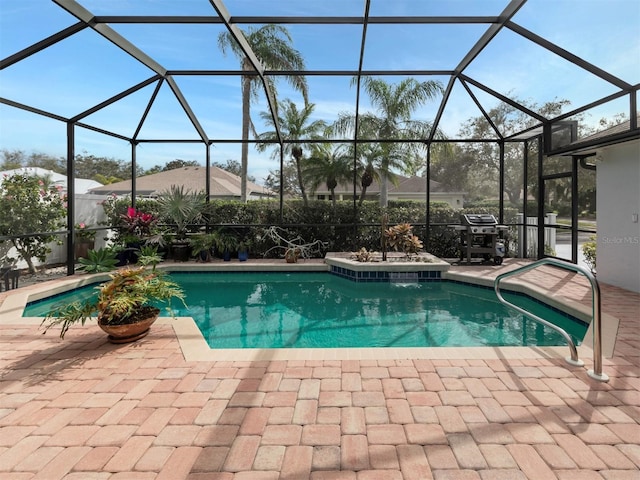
[494,258,608,382]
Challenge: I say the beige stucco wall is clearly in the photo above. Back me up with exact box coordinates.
[596,139,640,293]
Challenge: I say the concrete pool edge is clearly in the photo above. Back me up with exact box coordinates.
[1,259,618,362]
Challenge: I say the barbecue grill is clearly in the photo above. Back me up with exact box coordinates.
[451,214,507,265]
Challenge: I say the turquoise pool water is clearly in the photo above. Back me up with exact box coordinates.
[24,272,588,349]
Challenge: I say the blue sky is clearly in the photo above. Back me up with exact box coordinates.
[1,0,638,184]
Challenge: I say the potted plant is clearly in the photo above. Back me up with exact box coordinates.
[215,230,238,262]
[74,222,96,260]
[41,265,186,343]
[117,207,157,264]
[190,233,218,262]
[237,239,250,262]
[284,247,301,263]
[384,223,423,260]
[156,186,205,261]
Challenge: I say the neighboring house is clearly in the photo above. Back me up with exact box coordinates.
[0,167,103,194]
[89,166,274,200]
[312,175,465,208]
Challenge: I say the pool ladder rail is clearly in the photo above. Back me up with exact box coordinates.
[494,258,609,383]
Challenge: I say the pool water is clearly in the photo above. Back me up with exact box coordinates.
[25,272,588,349]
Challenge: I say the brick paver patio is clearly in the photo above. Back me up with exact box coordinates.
[0,260,638,479]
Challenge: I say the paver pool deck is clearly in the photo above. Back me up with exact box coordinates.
[0,259,638,479]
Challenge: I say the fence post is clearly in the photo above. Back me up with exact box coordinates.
[546,212,557,252]
[517,213,524,258]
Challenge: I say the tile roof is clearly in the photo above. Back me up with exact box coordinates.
[89,166,273,198]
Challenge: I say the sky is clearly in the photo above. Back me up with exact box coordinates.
[0,0,638,184]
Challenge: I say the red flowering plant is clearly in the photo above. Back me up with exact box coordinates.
[120,207,156,240]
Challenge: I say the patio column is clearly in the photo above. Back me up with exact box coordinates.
[131,142,137,208]
[66,122,75,276]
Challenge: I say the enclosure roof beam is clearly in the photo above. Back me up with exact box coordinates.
[208,0,282,144]
[75,122,132,143]
[133,79,164,141]
[0,22,88,70]
[0,97,69,123]
[428,0,526,141]
[164,69,455,76]
[460,78,503,140]
[53,0,168,76]
[461,74,547,123]
[94,15,501,25]
[506,21,632,91]
[453,0,526,76]
[69,75,161,123]
[352,0,372,147]
[166,76,209,144]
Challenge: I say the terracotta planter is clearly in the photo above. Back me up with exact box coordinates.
[98,308,159,344]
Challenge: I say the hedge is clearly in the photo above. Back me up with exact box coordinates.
[102,196,519,259]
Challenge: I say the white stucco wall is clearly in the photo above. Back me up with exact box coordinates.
[596,139,640,293]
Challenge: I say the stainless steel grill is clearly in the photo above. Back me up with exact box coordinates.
[451,214,507,265]
[462,214,499,234]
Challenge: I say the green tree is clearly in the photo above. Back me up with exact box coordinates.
[213,159,256,182]
[93,173,123,185]
[303,143,352,209]
[162,159,201,171]
[333,77,443,206]
[264,164,299,197]
[218,24,308,202]
[257,99,327,206]
[1,149,66,173]
[26,152,65,173]
[144,165,163,175]
[1,149,26,170]
[456,98,571,206]
[0,172,67,273]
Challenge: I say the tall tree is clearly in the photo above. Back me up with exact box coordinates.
[162,159,201,171]
[74,153,137,181]
[303,143,352,208]
[333,77,443,207]
[0,149,25,170]
[456,99,571,205]
[213,159,256,182]
[218,25,308,202]
[264,164,299,197]
[256,99,327,206]
[353,142,384,206]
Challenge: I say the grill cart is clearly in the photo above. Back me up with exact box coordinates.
[450,214,508,265]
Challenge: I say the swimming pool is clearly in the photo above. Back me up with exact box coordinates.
[24,272,588,349]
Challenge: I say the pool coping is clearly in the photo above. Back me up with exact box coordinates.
[0,260,619,363]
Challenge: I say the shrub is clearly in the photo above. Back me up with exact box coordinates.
[582,235,596,272]
[0,173,67,273]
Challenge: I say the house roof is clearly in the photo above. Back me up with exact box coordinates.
[561,115,640,156]
[88,166,274,198]
[314,175,462,197]
[0,167,103,194]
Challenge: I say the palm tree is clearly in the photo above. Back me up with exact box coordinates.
[354,142,384,206]
[256,99,326,206]
[303,143,352,209]
[333,77,443,207]
[218,25,308,202]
